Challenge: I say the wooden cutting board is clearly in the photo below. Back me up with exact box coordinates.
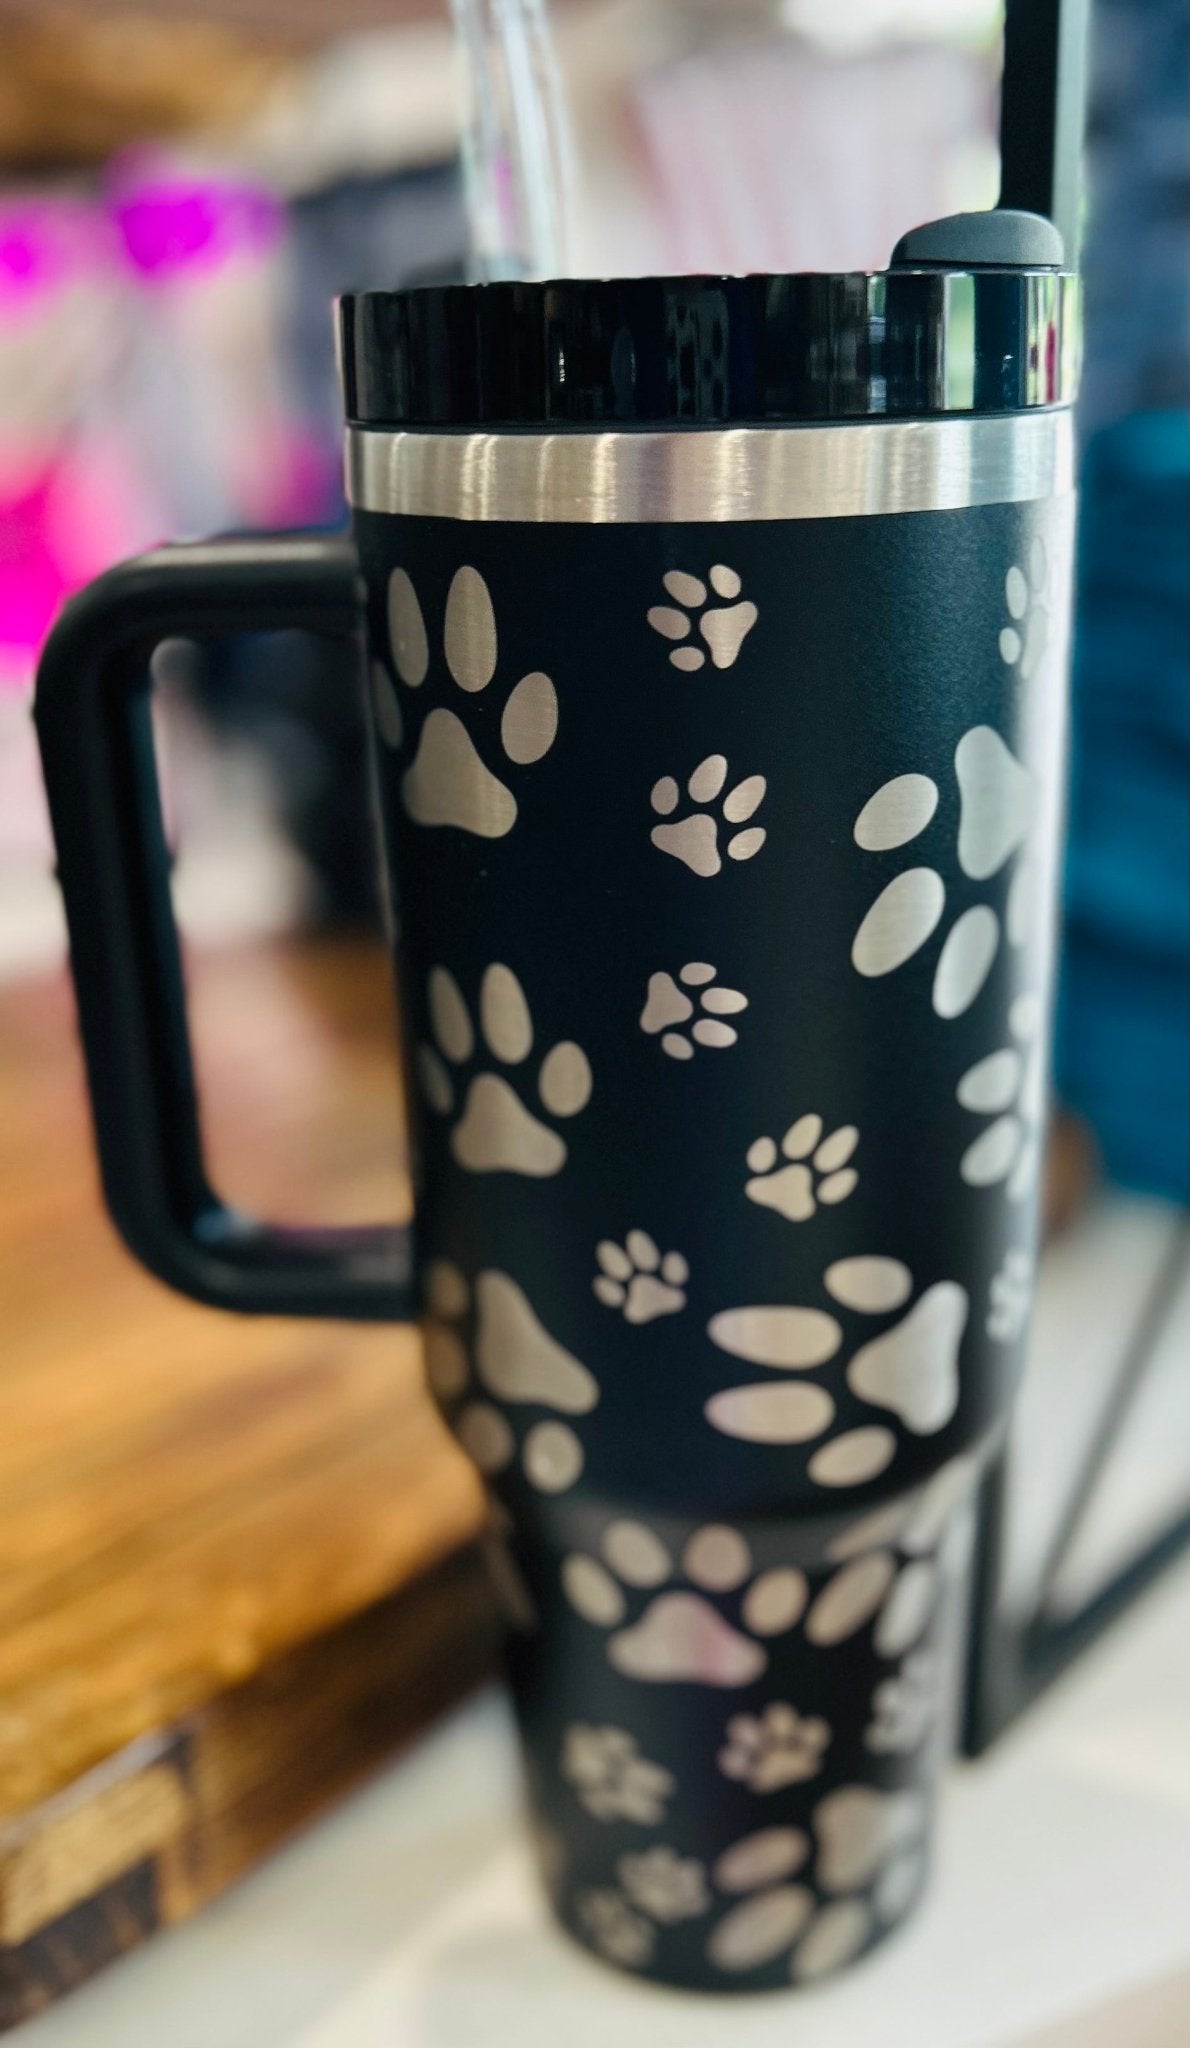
[0,939,494,2031]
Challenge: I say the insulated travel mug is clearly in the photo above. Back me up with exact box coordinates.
[36,238,1079,1991]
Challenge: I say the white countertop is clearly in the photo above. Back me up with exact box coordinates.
[21,1551,1190,2048]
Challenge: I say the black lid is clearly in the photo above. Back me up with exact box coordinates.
[339,265,1079,431]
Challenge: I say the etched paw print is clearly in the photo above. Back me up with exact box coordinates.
[957,989,1044,1202]
[635,1785,925,1984]
[986,1244,1034,1341]
[815,1455,974,1662]
[565,1502,948,1680]
[647,565,758,672]
[639,960,748,1058]
[851,725,1037,1019]
[421,1258,598,1495]
[718,1704,831,1792]
[574,1835,828,1981]
[705,1254,970,1460]
[783,1785,927,1982]
[586,1832,837,1983]
[744,1113,859,1222]
[864,1649,948,1755]
[593,1231,688,1324]
[375,564,558,838]
[417,963,591,1177]
[618,1846,710,1924]
[576,1888,655,1968]
[824,1450,979,1566]
[704,1830,812,1974]
[561,1724,675,1825]
[650,755,766,877]
[709,1854,886,1985]
[561,1521,809,1687]
[1000,537,1051,682]
[813,1784,927,1895]
[711,1828,850,1980]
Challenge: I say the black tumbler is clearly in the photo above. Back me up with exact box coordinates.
[36,242,1079,1992]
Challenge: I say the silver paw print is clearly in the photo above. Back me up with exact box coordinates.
[418,963,591,1176]
[640,961,748,1058]
[647,566,758,672]
[651,756,766,876]
[593,1231,688,1323]
[373,564,557,838]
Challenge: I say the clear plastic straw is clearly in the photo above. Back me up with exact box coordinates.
[450,0,574,279]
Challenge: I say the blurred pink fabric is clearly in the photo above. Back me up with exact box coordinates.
[631,38,992,276]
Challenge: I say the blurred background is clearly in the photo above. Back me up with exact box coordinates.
[0,2,1186,2042]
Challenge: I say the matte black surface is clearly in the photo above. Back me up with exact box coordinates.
[339,268,1079,429]
[360,497,1063,1526]
[350,481,1070,1987]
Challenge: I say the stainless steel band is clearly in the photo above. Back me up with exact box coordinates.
[346,411,1074,524]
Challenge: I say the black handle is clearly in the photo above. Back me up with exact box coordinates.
[35,534,416,1322]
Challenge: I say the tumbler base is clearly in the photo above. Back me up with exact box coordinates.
[547,1852,931,1993]
[501,1480,975,1997]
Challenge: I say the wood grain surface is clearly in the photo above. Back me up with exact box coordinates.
[0,939,493,2029]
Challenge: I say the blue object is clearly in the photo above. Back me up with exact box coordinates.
[1057,411,1190,1200]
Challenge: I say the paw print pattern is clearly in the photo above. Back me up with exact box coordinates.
[812,1784,927,1896]
[771,1786,926,1984]
[560,1724,675,1825]
[704,1810,917,1982]
[1000,537,1051,682]
[562,1504,947,1684]
[593,1231,688,1323]
[561,1522,810,1687]
[647,565,758,671]
[791,1788,929,1983]
[864,1649,949,1755]
[705,1831,813,1973]
[744,1114,859,1221]
[852,726,1037,1017]
[705,1256,969,1460]
[791,1900,875,1983]
[704,1789,925,1981]
[718,1704,831,1791]
[417,964,591,1177]
[422,1258,597,1496]
[618,1846,710,1923]
[986,1245,1035,1341]
[650,756,766,876]
[377,565,558,838]
[576,1889,655,1968]
[958,990,1045,1202]
[822,1451,980,1568]
[575,1830,826,1980]
[639,961,747,1059]
[551,1474,965,1983]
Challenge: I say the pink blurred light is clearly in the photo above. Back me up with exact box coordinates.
[110,167,285,283]
[0,199,105,313]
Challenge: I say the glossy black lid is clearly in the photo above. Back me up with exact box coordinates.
[339,265,1080,431]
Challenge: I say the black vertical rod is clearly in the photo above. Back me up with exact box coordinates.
[999,0,1092,265]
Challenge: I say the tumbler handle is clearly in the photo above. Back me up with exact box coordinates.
[34,535,416,1323]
